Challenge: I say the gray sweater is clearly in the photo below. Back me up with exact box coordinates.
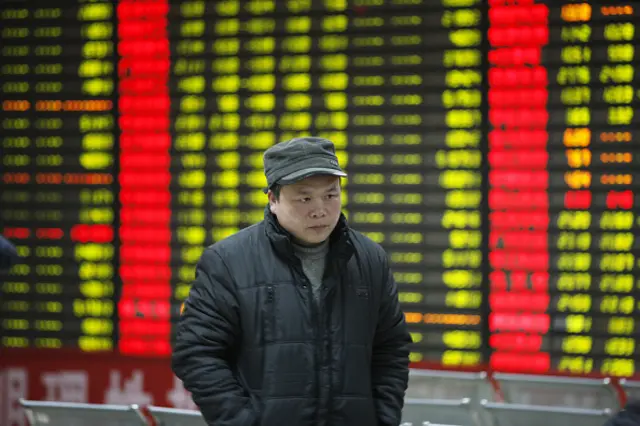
[293,239,329,304]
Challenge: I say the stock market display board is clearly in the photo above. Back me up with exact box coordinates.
[1,0,639,377]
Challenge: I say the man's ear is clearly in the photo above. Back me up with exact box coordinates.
[267,190,277,213]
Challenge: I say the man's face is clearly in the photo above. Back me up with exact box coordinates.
[268,174,342,246]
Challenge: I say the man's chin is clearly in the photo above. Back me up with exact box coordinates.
[295,231,329,246]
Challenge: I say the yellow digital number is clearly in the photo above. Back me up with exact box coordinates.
[212,39,240,56]
[557,253,591,271]
[449,29,481,47]
[449,230,481,248]
[177,209,206,225]
[608,317,635,335]
[557,66,590,85]
[561,25,591,42]
[605,338,635,357]
[77,4,111,20]
[445,290,481,308]
[390,252,422,264]
[441,210,480,229]
[557,232,591,250]
[443,330,481,349]
[439,170,481,189]
[600,233,633,251]
[436,150,481,169]
[79,189,113,205]
[35,338,61,349]
[566,107,591,126]
[80,281,113,298]
[565,314,592,333]
[211,57,238,74]
[181,1,205,17]
[601,358,634,377]
[394,272,422,284]
[561,335,592,354]
[558,356,593,374]
[600,212,633,230]
[81,318,112,335]
[600,64,634,84]
[608,106,634,125]
[557,211,591,230]
[245,0,274,15]
[82,22,112,39]
[78,336,113,352]
[561,45,591,63]
[442,9,481,28]
[443,270,481,289]
[561,86,591,105]
[409,352,423,363]
[599,274,633,293]
[398,292,423,303]
[78,262,113,280]
[600,253,634,272]
[600,295,634,314]
[181,246,203,263]
[445,190,481,208]
[604,23,635,41]
[409,332,423,343]
[442,350,481,367]
[557,274,591,291]
[608,44,634,62]
[73,299,113,317]
[556,293,592,312]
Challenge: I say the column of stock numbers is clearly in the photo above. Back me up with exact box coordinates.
[562,2,640,376]
[487,0,551,372]
[117,0,173,356]
[0,2,117,351]
[592,2,640,377]
[170,0,211,328]
[343,0,485,367]
[544,1,640,377]
[551,1,597,376]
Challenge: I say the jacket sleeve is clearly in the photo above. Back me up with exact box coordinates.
[171,248,259,426]
[372,254,412,426]
[602,400,640,426]
[0,235,19,271]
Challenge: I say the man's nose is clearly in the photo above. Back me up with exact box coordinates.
[310,202,327,218]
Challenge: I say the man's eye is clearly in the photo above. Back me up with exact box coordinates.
[299,198,310,203]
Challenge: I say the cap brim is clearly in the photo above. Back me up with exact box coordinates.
[278,167,347,185]
[263,167,347,193]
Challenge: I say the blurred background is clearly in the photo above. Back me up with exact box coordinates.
[0,0,639,424]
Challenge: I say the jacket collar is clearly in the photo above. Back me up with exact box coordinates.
[263,204,354,265]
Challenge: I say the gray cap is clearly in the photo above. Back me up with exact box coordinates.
[263,137,347,193]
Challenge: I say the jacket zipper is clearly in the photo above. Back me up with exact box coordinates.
[264,285,274,345]
[295,266,322,423]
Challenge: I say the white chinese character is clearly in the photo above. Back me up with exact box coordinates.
[0,368,28,426]
[103,370,153,405]
[41,371,88,403]
[166,375,197,410]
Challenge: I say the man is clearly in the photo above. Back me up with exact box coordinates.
[172,136,412,426]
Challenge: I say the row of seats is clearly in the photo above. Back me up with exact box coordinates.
[19,399,202,426]
[402,369,640,426]
[19,370,640,426]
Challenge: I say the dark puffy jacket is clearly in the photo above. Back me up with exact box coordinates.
[0,235,19,271]
[172,207,412,426]
[603,400,640,426]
